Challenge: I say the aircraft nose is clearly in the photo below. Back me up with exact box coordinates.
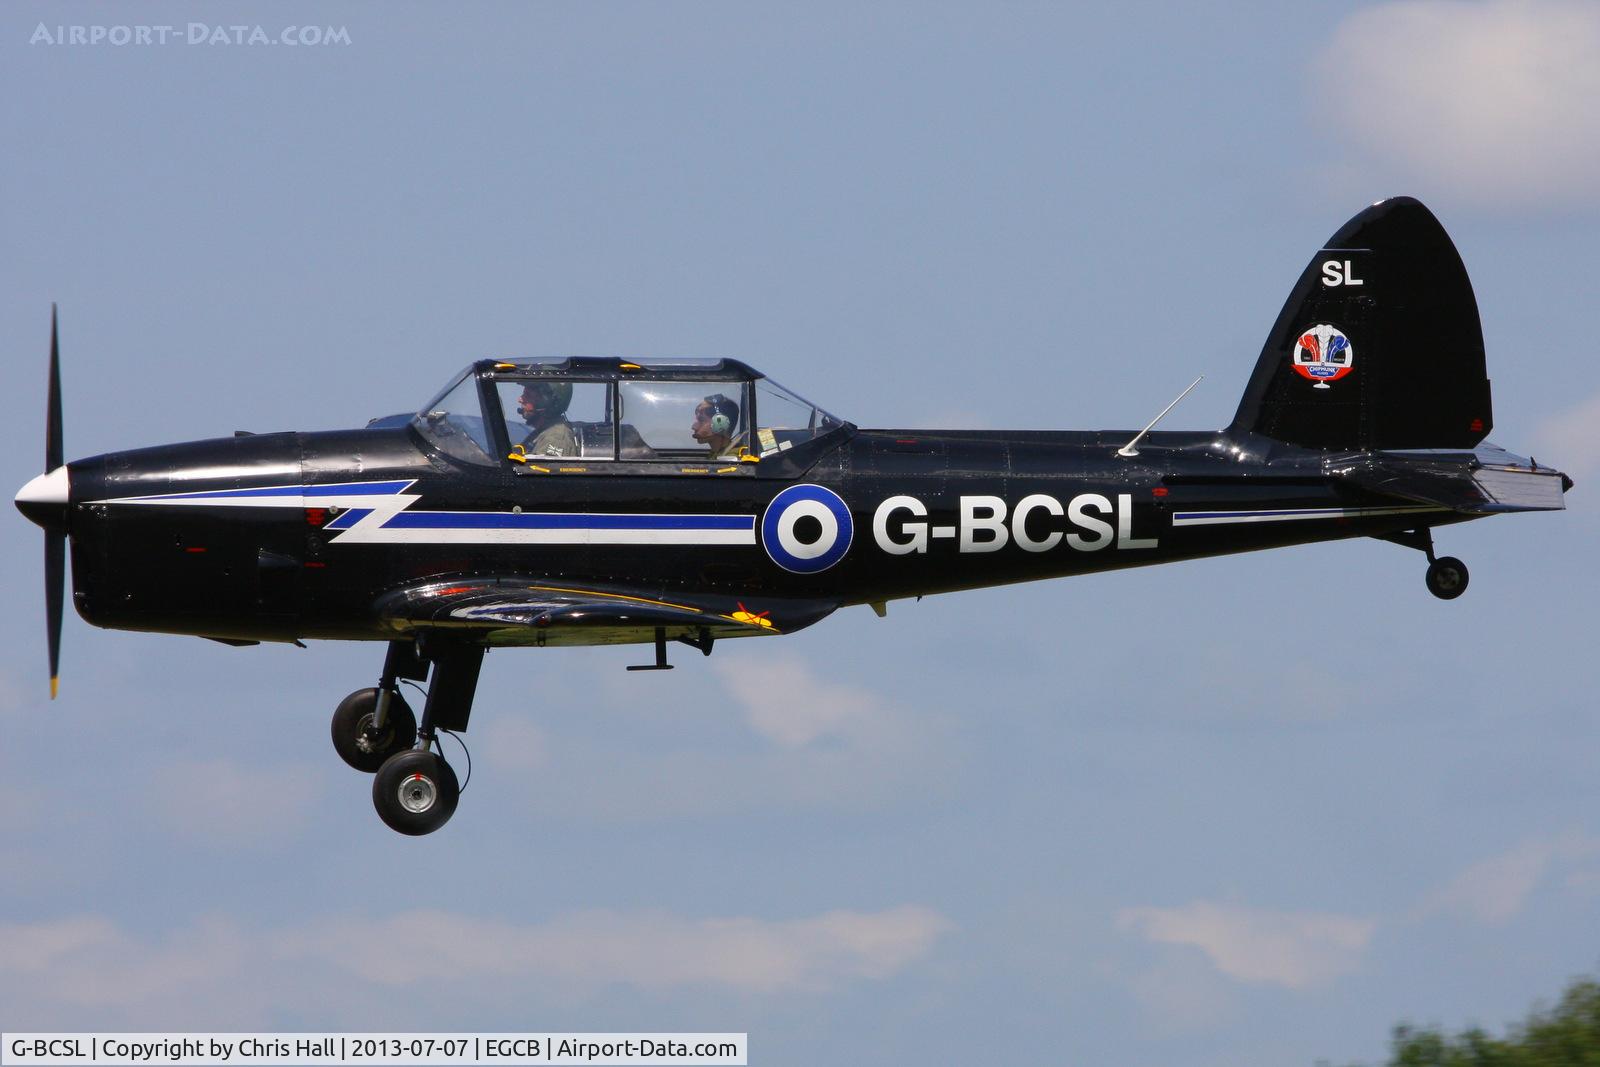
[15,465,70,532]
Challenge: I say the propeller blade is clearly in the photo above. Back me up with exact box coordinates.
[47,303,62,473]
[47,530,63,699]
[46,304,64,698]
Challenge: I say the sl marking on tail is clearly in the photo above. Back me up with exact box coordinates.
[1321,259,1365,286]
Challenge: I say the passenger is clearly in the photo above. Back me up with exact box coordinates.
[691,393,740,458]
[517,381,576,457]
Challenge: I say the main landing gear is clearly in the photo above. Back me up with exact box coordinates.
[330,636,484,835]
[1378,528,1470,601]
[1424,556,1469,600]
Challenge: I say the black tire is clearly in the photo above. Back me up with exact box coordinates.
[372,749,460,836]
[331,688,417,773]
[1425,556,1469,600]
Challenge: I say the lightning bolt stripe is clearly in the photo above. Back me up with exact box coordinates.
[93,479,757,546]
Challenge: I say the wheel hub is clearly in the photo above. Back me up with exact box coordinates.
[399,772,437,813]
[355,713,390,755]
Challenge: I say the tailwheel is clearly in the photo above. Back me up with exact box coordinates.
[373,749,460,835]
[1425,556,1469,600]
[331,688,418,772]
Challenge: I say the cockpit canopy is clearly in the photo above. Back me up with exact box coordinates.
[409,357,847,468]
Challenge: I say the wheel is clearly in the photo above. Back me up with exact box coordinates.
[1425,556,1469,600]
[372,749,460,836]
[331,688,417,773]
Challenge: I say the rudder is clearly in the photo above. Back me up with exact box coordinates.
[1228,198,1493,450]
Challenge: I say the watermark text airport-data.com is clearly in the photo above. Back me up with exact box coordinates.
[31,23,351,47]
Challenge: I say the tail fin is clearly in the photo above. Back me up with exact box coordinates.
[1228,197,1493,450]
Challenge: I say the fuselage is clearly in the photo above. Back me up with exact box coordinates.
[59,421,1465,645]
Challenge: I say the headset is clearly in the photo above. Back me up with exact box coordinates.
[703,393,739,436]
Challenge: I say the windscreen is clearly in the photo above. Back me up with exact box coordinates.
[752,378,844,456]
[411,371,496,465]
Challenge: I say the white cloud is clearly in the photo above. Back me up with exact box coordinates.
[462,655,964,823]
[1422,832,1600,923]
[0,905,952,1026]
[282,906,952,993]
[479,715,550,771]
[0,667,26,718]
[0,780,45,834]
[1534,388,1600,483]
[1,916,120,974]
[151,759,323,845]
[1116,901,1376,989]
[716,657,887,748]
[1124,953,1238,1034]
[0,915,251,1019]
[1314,0,1600,206]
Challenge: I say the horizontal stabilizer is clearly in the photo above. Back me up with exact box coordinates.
[1335,446,1569,514]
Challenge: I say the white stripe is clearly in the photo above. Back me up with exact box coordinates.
[331,527,757,546]
[99,493,405,510]
[1171,505,1445,527]
[95,479,415,511]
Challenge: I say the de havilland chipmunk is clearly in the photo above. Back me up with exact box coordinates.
[14,198,1571,834]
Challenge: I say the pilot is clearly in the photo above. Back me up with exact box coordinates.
[691,393,740,457]
[517,381,576,457]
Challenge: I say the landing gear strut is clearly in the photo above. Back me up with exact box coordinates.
[339,636,484,836]
[1377,528,1470,601]
[330,640,425,772]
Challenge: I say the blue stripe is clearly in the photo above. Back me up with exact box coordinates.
[381,512,755,531]
[324,508,372,530]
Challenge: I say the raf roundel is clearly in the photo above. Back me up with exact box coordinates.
[761,484,854,574]
[1291,323,1355,389]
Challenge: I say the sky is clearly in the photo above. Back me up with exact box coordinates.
[2,2,1598,1064]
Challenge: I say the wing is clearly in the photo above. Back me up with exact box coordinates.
[373,577,839,648]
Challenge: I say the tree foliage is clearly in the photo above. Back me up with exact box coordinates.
[1385,977,1600,1066]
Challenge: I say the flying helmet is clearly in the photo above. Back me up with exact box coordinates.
[519,380,573,421]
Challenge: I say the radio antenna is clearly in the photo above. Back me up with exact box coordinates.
[1117,376,1203,458]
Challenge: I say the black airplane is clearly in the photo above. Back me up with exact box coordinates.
[15,197,1571,835]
